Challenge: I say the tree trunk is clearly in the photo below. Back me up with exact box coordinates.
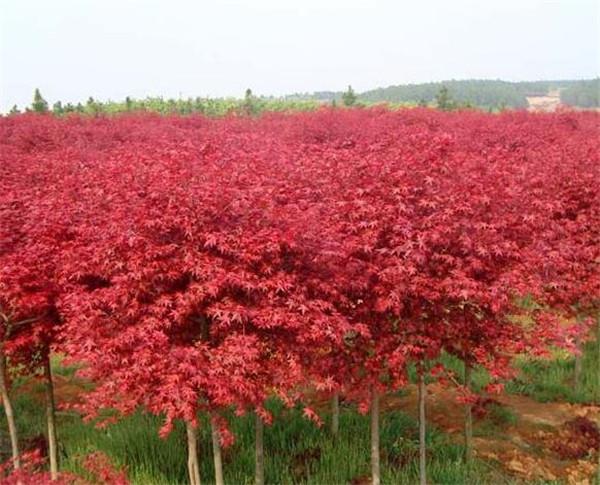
[43,355,59,479]
[0,349,20,470]
[370,388,380,485]
[255,412,264,485]
[464,361,473,465]
[596,314,600,405]
[186,422,201,485]
[574,333,582,393]
[597,440,600,485]
[596,315,600,485]
[211,417,224,485]
[331,393,340,437]
[597,421,600,485]
[418,366,427,485]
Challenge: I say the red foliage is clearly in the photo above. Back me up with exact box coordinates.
[1,108,598,440]
[0,449,128,485]
[82,452,129,485]
[0,450,75,485]
[550,417,600,460]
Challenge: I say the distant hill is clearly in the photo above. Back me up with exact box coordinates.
[286,78,600,109]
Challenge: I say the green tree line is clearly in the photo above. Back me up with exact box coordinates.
[8,89,323,117]
[288,78,600,110]
[559,79,600,108]
[9,79,598,117]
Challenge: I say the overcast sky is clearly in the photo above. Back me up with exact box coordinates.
[1,0,599,111]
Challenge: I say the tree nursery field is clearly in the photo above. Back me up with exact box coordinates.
[0,107,599,485]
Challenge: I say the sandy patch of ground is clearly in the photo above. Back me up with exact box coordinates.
[526,94,562,112]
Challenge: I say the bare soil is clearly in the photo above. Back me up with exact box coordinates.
[384,383,599,484]
[526,92,562,112]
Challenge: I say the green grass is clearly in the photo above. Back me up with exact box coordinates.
[475,403,519,439]
[426,336,599,405]
[485,403,518,427]
[2,335,598,483]
[434,353,492,393]
[2,389,502,484]
[506,338,599,404]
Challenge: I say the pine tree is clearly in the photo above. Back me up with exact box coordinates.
[9,105,20,115]
[194,97,205,113]
[342,85,357,107]
[243,88,257,115]
[52,101,64,115]
[435,86,454,111]
[31,88,49,113]
[87,97,100,115]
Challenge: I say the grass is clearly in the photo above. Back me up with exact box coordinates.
[433,353,492,392]
[3,388,501,484]
[485,403,518,427]
[475,403,519,439]
[426,335,599,405]
[1,335,598,483]
[506,338,599,404]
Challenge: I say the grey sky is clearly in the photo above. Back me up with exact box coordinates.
[1,0,599,111]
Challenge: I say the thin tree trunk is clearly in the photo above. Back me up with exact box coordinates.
[0,350,20,470]
[43,355,59,479]
[255,412,264,485]
[186,422,201,485]
[596,315,600,485]
[418,366,426,485]
[370,388,380,485]
[574,333,582,393]
[596,314,600,405]
[464,361,473,465]
[597,439,600,485]
[211,417,224,485]
[331,393,340,437]
[597,420,600,485]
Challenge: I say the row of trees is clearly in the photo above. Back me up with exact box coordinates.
[1,108,599,484]
[359,80,527,109]
[357,79,600,109]
[9,85,484,119]
[10,79,599,118]
[8,89,322,118]
[560,79,600,108]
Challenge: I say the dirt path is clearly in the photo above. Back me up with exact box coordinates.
[383,383,599,484]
